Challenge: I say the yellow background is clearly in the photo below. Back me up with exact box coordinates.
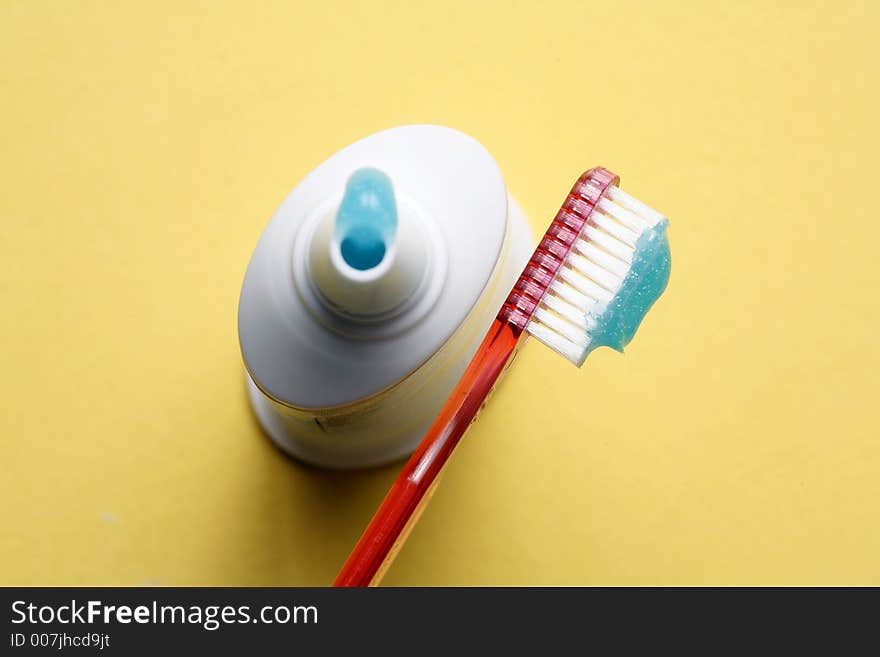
[2,0,878,586]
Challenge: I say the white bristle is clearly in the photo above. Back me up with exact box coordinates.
[574,239,630,278]
[532,307,589,347]
[565,252,620,292]
[525,184,666,367]
[524,321,585,365]
[557,265,612,302]
[541,292,588,329]
[579,226,633,262]
[596,197,649,232]
[605,186,665,226]
[587,211,639,247]
[548,277,590,308]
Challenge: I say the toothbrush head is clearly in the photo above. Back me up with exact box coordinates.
[498,168,671,366]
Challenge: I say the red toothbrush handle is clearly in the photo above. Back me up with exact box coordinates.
[334,169,618,586]
[334,319,521,587]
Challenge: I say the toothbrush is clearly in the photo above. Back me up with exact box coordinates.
[334,167,671,587]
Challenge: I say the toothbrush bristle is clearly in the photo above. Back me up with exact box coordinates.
[517,171,668,367]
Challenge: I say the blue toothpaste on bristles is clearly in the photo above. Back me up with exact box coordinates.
[525,183,671,365]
